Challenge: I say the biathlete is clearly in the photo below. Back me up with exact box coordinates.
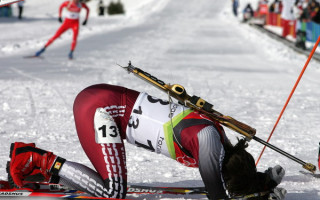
[34,0,90,59]
[8,84,287,200]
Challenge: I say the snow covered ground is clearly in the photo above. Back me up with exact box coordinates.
[1,0,320,199]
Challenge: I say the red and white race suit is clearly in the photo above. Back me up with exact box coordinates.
[44,1,89,51]
[70,84,228,199]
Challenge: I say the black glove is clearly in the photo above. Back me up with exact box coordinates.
[58,17,63,23]
[265,165,285,185]
[82,19,87,25]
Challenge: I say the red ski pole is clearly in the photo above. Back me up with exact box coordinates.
[256,36,320,166]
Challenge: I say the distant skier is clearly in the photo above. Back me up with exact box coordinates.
[7,84,286,200]
[34,0,90,59]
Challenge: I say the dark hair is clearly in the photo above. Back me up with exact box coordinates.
[222,139,268,199]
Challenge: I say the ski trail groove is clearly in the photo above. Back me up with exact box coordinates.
[10,67,71,110]
[25,87,37,129]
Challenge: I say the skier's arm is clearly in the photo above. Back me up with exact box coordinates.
[59,1,68,18]
[82,3,90,21]
[197,126,228,200]
[256,165,285,190]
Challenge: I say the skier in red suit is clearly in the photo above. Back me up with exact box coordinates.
[8,84,286,200]
[34,0,89,59]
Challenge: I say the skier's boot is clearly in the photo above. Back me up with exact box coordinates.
[35,47,46,57]
[8,142,65,188]
[68,50,73,60]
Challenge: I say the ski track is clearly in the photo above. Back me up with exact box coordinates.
[1,0,320,199]
[25,87,37,129]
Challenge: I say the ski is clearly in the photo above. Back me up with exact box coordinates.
[299,171,320,178]
[23,55,43,59]
[0,180,207,198]
[127,184,207,195]
[119,62,316,173]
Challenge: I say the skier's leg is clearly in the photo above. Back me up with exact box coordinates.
[44,20,71,48]
[68,21,79,59]
[58,161,117,197]
[18,6,22,19]
[8,141,126,198]
[35,21,70,57]
[72,84,139,198]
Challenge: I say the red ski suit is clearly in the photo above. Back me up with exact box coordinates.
[73,84,228,199]
[45,1,89,51]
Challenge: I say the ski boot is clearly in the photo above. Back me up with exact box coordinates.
[7,142,65,188]
[68,51,74,60]
[35,47,46,57]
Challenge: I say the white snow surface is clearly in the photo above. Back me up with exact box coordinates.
[1,0,320,199]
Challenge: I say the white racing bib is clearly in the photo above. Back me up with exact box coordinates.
[94,108,122,144]
[126,93,192,158]
[65,11,80,19]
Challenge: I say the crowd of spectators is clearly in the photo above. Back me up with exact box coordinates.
[238,0,320,50]
[253,0,320,24]
[272,0,320,49]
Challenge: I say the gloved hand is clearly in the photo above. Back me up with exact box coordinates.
[58,17,63,23]
[268,187,287,200]
[265,165,285,185]
[82,19,87,25]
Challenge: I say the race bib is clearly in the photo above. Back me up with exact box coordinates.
[126,93,191,158]
[94,108,121,144]
[65,11,80,19]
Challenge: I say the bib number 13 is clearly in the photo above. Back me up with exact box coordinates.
[94,108,121,144]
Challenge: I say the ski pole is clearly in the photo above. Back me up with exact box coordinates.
[255,35,320,166]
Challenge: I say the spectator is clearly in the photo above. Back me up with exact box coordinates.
[308,0,320,23]
[242,3,254,22]
[97,0,105,16]
[269,0,283,13]
[281,0,296,38]
[17,0,25,19]
[232,0,239,16]
[256,0,269,23]
[293,0,309,49]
